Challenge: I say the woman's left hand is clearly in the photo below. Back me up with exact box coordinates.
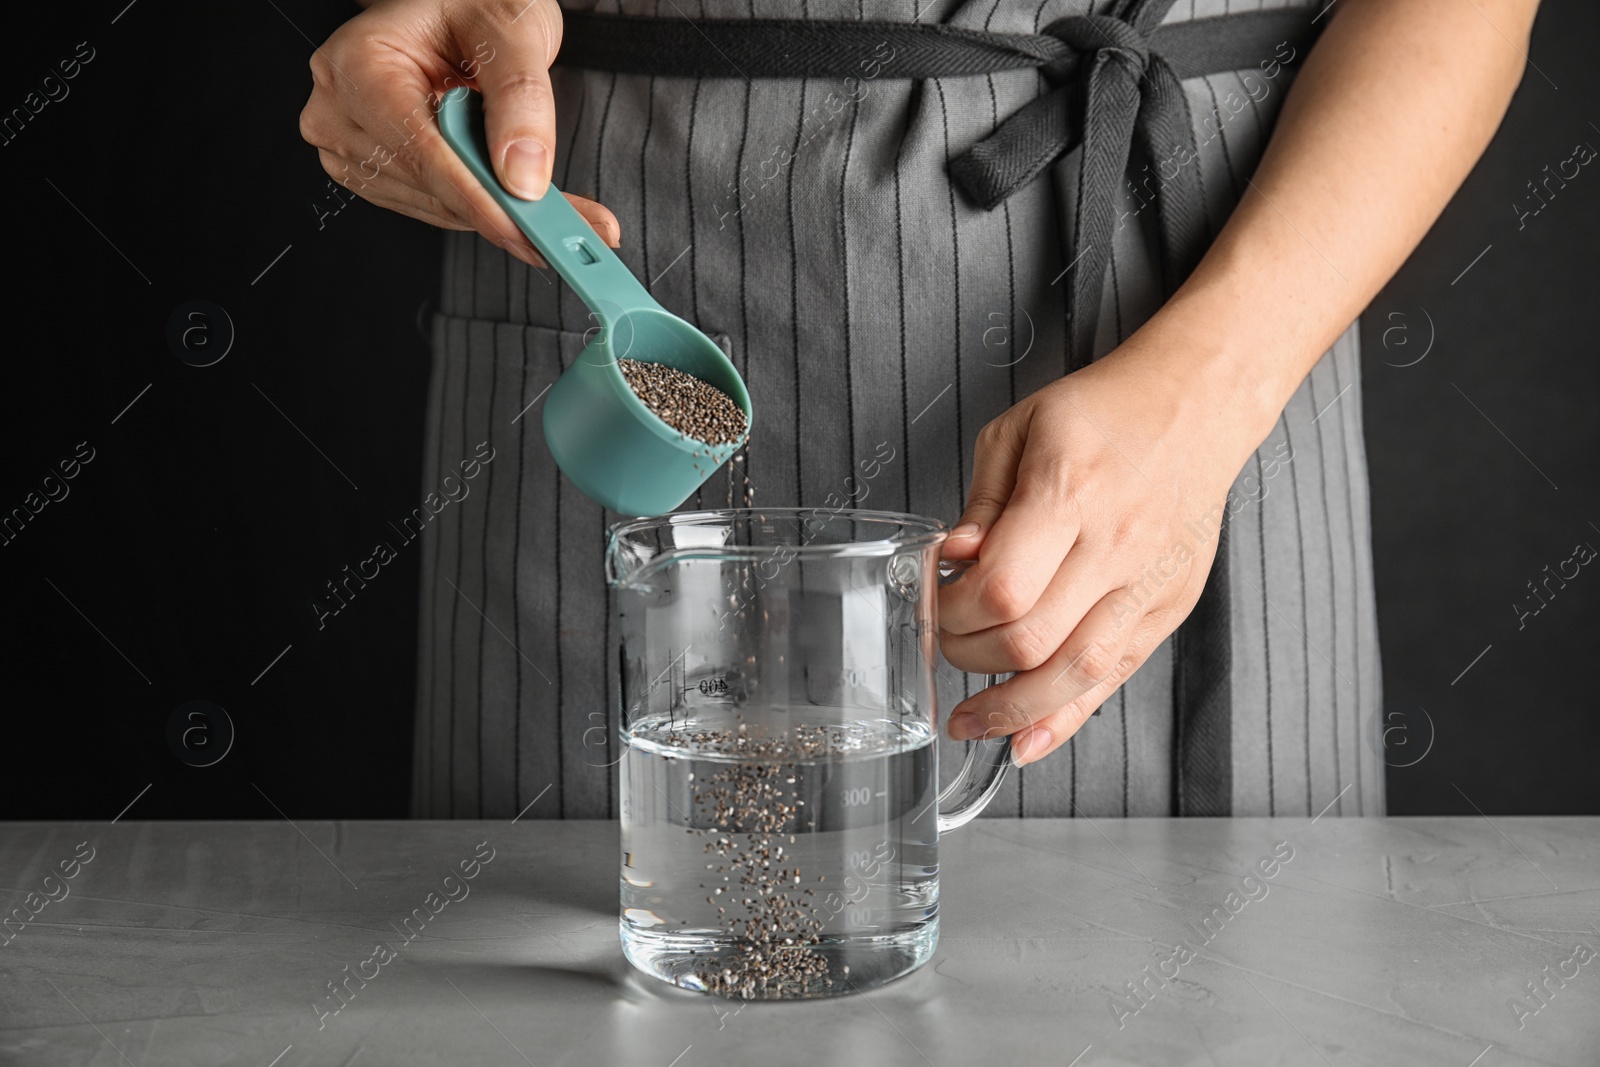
[937,333,1263,766]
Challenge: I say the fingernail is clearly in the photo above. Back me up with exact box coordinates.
[947,712,981,741]
[502,140,549,199]
[501,240,539,267]
[1014,726,1054,766]
[951,522,981,539]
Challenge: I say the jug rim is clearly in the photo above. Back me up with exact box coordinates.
[606,507,951,560]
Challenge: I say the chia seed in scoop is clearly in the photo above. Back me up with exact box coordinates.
[618,359,749,447]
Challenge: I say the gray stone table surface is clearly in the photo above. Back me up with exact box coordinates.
[1,818,1596,1066]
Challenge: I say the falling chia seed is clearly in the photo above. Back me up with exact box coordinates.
[618,358,748,446]
[656,724,853,998]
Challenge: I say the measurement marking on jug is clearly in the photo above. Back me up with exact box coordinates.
[649,644,694,691]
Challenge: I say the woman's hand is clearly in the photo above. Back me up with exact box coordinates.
[938,330,1265,767]
[936,0,1538,770]
[299,0,619,266]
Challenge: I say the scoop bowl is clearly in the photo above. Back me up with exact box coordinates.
[437,87,752,515]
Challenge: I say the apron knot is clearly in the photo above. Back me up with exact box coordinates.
[949,11,1205,367]
[1045,15,1152,83]
[948,13,1166,215]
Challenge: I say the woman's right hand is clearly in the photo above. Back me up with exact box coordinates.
[299,0,620,267]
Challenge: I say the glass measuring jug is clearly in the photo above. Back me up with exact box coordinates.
[607,508,1015,999]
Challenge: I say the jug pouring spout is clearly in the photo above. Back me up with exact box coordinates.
[604,512,749,590]
[604,526,656,590]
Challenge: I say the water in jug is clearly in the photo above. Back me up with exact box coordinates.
[607,508,1014,999]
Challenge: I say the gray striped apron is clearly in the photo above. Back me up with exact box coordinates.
[412,0,1385,820]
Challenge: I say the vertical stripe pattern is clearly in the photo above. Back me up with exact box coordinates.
[412,0,1384,819]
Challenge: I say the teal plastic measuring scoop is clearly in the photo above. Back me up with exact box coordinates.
[437,87,752,516]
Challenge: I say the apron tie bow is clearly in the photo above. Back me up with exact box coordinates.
[949,11,1203,365]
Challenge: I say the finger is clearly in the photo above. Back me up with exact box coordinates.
[939,469,1081,638]
[322,53,543,266]
[300,89,365,160]
[438,174,617,269]
[322,28,618,255]
[321,145,617,264]
[331,141,543,268]
[416,114,619,259]
[937,414,1037,632]
[941,411,1029,563]
[317,149,472,228]
[940,545,1110,674]
[315,150,550,267]
[303,103,469,229]
[1009,619,1164,766]
[947,428,1088,620]
[944,587,1139,744]
[942,520,986,562]
[564,192,622,246]
[319,148,617,270]
[468,2,562,199]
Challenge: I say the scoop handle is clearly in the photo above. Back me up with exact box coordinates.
[436,86,654,319]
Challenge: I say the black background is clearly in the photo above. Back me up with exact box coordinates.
[1359,2,1600,817]
[1,1,1594,820]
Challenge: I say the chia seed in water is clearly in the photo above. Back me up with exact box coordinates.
[621,710,938,1000]
[662,724,844,997]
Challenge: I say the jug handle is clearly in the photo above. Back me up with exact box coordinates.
[934,558,1016,834]
[935,688,1015,834]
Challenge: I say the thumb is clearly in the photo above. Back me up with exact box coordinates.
[944,414,1028,561]
[471,3,562,200]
